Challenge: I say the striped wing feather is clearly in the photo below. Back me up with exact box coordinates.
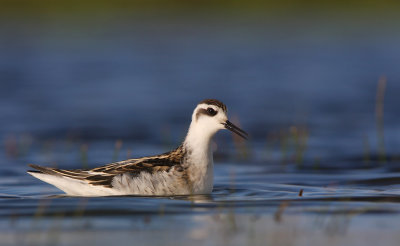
[28,146,185,188]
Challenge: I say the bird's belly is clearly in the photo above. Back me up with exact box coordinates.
[111,171,191,196]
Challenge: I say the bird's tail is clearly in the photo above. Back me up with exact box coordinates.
[27,164,96,196]
[27,164,60,176]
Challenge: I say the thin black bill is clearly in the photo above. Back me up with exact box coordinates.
[223,120,248,140]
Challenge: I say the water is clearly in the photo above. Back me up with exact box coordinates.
[1,5,400,246]
[2,159,400,245]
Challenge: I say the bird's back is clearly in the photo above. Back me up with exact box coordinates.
[27,146,194,196]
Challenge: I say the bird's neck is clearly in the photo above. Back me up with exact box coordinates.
[182,122,215,194]
[183,122,215,161]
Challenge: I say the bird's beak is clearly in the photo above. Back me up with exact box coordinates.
[223,120,248,140]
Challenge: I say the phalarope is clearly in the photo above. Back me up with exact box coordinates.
[28,99,247,196]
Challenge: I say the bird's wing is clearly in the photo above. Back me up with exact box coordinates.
[28,152,183,188]
[86,156,181,187]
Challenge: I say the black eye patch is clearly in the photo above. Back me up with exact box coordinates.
[195,107,218,120]
[206,107,217,116]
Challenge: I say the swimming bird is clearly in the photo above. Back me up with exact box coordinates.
[28,99,247,196]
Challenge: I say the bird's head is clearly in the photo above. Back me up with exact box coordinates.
[189,99,248,140]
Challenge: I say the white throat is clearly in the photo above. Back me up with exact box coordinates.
[183,120,215,165]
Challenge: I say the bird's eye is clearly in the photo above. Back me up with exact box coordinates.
[207,107,217,116]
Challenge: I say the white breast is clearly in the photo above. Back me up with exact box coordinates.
[184,145,214,194]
